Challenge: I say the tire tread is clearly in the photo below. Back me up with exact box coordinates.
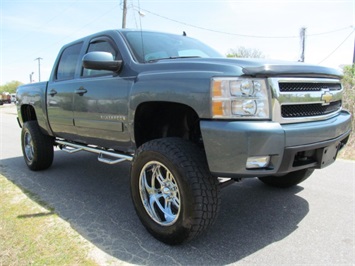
[22,121,54,171]
[131,138,220,244]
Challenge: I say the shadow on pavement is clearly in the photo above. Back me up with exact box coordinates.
[1,151,309,265]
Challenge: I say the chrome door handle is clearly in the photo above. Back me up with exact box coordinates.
[75,87,87,96]
[49,89,57,96]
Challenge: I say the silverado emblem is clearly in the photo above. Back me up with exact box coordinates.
[321,91,333,105]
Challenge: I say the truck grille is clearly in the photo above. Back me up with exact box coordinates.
[269,78,343,124]
[279,83,341,92]
[281,101,342,117]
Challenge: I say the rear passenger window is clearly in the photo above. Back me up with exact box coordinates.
[56,42,82,80]
[82,39,118,77]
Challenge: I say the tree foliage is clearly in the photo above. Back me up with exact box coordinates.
[226,47,265,58]
[0,81,23,94]
[342,65,355,127]
[340,64,355,159]
[342,64,355,87]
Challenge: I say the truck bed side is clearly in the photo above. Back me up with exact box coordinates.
[16,81,53,136]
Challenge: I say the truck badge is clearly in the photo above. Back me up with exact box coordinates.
[321,91,333,105]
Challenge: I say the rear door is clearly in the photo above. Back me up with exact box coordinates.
[47,42,83,140]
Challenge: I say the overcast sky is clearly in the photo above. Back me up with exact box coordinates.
[1,0,354,84]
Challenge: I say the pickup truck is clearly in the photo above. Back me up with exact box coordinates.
[16,29,352,245]
[1,92,11,104]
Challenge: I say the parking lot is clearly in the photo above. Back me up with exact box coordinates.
[1,104,354,265]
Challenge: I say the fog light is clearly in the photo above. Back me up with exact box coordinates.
[246,156,270,169]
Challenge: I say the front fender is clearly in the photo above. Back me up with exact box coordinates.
[128,71,217,119]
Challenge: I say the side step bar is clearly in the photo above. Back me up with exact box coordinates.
[56,140,133,165]
[218,177,242,189]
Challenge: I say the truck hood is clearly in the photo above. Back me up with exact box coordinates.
[151,57,343,79]
[235,58,343,78]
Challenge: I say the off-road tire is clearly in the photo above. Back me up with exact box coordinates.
[258,169,314,188]
[21,121,54,171]
[131,138,220,245]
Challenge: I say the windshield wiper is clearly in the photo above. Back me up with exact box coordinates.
[147,56,202,63]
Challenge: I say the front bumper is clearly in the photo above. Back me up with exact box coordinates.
[200,110,351,178]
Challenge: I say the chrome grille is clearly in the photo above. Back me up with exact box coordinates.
[269,78,343,124]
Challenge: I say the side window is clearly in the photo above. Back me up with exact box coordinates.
[82,39,118,77]
[56,42,83,80]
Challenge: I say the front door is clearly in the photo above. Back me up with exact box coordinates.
[72,37,132,151]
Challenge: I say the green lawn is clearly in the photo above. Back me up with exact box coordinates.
[0,174,99,266]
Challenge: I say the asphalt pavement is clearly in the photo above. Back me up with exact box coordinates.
[1,104,354,265]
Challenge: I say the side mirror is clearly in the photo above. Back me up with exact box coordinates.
[82,52,122,72]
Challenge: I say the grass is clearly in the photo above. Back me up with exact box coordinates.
[0,174,100,266]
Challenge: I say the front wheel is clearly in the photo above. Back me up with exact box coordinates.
[21,121,54,171]
[130,138,220,245]
[258,169,314,188]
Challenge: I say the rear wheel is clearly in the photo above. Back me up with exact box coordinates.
[258,169,314,188]
[21,121,54,171]
[131,138,220,245]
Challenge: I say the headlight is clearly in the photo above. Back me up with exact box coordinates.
[211,77,270,119]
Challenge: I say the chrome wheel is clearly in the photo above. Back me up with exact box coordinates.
[139,161,180,226]
[23,131,34,162]
[131,138,220,244]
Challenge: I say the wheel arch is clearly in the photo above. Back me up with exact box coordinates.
[19,104,53,136]
[20,104,38,123]
[133,101,202,148]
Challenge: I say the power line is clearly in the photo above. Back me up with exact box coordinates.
[4,5,74,47]
[318,29,355,64]
[135,6,298,39]
[134,5,353,39]
[15,2,121,64]
[307,26,353,37]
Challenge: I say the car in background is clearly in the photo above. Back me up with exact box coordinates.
[11,93,16,103]
[1,92,11,104]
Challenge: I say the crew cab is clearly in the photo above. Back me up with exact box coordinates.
[16,29,351,244]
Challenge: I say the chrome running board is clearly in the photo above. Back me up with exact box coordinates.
[56,139,133,165]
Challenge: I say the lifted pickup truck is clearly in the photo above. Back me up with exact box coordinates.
[16,29,351,245]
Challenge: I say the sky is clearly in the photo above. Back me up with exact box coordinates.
[1,0,355,85]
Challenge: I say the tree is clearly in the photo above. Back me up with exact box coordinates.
[0,81,23,94]
[342,64,355,87]
[340,64,355,159]
[226,47,265,58]
[342,65,355,128]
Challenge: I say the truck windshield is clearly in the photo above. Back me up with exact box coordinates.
[121,31,223,63]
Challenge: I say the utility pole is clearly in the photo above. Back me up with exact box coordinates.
[34,57,42,82]
[122,0,127,28]
[299,27,306,62]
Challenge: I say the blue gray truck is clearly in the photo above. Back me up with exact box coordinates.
[16,29,352,244]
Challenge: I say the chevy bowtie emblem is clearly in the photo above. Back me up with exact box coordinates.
[321,91,333,105]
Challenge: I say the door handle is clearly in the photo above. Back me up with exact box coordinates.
[75,87,87,96]
[49,89,57,97]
